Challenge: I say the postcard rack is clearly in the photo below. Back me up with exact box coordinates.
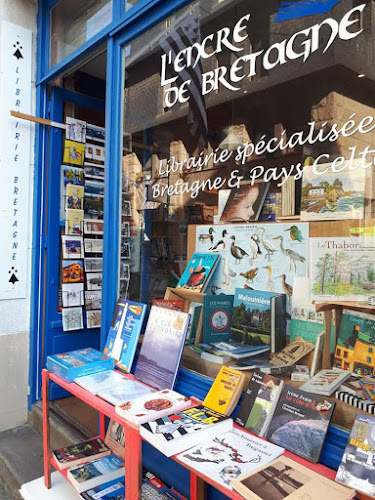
[41,368,366,500]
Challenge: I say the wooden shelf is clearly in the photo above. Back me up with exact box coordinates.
[315,301,375,313]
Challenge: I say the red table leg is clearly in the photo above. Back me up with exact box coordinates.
[124,424,141,499]
[42,369,51,489]
[99,411,106,440]
[190,472,206,500]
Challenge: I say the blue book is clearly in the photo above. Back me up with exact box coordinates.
[46,348,114,382]
[230,288,286,353]
[67,454,124,493]
[203,295,234,344]
[104,299,147,373]
[176,252,221,293]
[134,306,190,390]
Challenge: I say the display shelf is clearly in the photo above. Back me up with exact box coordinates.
[42,368,362,500]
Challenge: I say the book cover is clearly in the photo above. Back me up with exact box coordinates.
[203,295,234,344]
[230,288,286,353]
[66,184,84,210]
[235,371,284,437]
[232,456,355,500]
[74,370,128,395]
[336,413,375,498]
[258,192,282,222]
[299,369,351,396]
[152,299,184,311]
[46,348,114,382]
[105,420,125,461]
[229,358,275,371]
[176,253,221,293]
[185,302,203,345]
[220,183,270,223]
[338,376,365,398]
[177,428,284,490]
[140,405,233,457]
[310,237,375,301]
[67,454,124,493]
[269,337,314,367]
[52,437,110,470]
[98,379,152,406]
[334,309,375,376]
[115,389,191,424]
[62,260,84,284]
[267,385,335,463]
[359,378,375,402]
[134,306,190,391]
[104,299,147,372]
[65,209,84,236]
[301,160,367,221]
[212,341,271,360]
[203,366,245,416]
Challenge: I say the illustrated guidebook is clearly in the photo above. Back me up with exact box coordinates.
[203,294,234,344]
[177,428,284,490]
[176,252,221,293]
[309,236,375,301]
[195,223,308,312]
[202,366,245,416]
[134,306,190,390]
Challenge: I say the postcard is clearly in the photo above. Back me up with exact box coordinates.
[62,283,84,307]
[85,180,104,197]
[84,196,104,219]
[93,145,105,161]
[120,242,131,259]
[85,291,102,310]
[66,184,84,210]
[85,144,94,159]
[84,238,103,253]
[62,307,83,332]
[63,165,84,186]
[63,140,85,166]
[66,117,86,143]
[84,219,104,235]
[84,162,104,179]
[65,209,84,235]
[61,235,84,259]
[122,200,132,217]
[84,258,103,272]
[122,172,129,194]
[121,221,130,238]
[120,262,130,279]
[119,279,129,296]
[87,310,101,329]
[62,260,84,283]
[86,123,105,143]
[86,272,103,291]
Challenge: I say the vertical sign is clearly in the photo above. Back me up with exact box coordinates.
[0,22,32,299]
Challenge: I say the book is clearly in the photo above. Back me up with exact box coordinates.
[115,389,191,424]
[176,253,221,293]
[74,370,128,395]
[141,470,184,500]
[177,428,284,490]
[335,413,375,498]
[105,420,125,460]
[258,191,282,222]
[229,358,275,371]
[67,454,124,493]
[232,456,355,500]
[185,302,203,345]
[230,288,286,354]
[203,366,245,416]
[52,437,110,470]
[259,364,296,375]
[203,295,234,344]
[299,369,351,396]
[46,348,114,382]
[334,391,375,415]
[104,299,147,373]
[359,378,375,402]
[98,379,153,406]
[290,365,310,382]
[220,183,270,222]
[334,309,375,376]
[268,337,315,367]
[151,299,184,311]
[134,306,190,391]
[140,405,233,457]
[235,371,284,437]
[338,376,365,398]
[212,341,270,360]
[267,385,335,463]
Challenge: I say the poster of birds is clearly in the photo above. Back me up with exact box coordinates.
[195,223,309,309]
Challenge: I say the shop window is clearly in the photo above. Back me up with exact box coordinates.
[50,0,113,67]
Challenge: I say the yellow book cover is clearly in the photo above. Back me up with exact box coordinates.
[203,366,244,415]
[63,140,85,166]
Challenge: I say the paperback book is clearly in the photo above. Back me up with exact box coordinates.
[176,253,221,293]
[336,413,375,498]
[115,389,191,424]
[74,370,128,395]
[203,366,245,416]
[235,371,284,437]
[359,378,375,402]
[105,420,125,460]
[267,385,336,463]
[177,428,284,490]
[46,348,114,382]
[299,369,351,396]
[98,379,153,406]
[52,437,110,470]
[67,454,124,493]
[230,288,286,353]
[151,299,184,311]
[134,306,190,391]
[232,456,355,500]
[203,295,234,344]
[140,405,233,457]
[268,337,315,367]
[220,183,270,223]
[210,341,270,360]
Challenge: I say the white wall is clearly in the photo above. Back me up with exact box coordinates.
[0,0,37,431]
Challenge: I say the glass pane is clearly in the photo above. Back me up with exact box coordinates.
[120,0,375,305]
[125,0,140,12]
[50,0,112,67]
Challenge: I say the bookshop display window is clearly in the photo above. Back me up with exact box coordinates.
[121,0,375,304]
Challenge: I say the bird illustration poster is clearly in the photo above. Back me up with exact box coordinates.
[310,236,375,301]
[195,223,309,312]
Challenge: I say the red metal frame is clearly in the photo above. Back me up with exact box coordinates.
[42,368,342,499]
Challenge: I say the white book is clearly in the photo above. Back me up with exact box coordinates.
[115,389,191,424]
[74,370,128,395]
[300,368,351,396]
[178,428,284,490]
[67,454,124,493]
[98,379,153,406]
